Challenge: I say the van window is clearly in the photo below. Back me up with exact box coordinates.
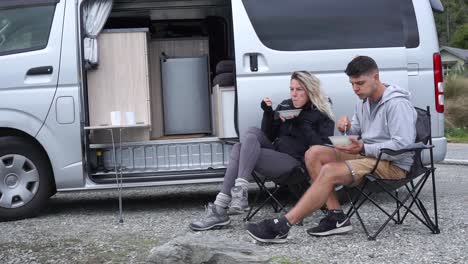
[242,0,419,51]
[0,5,56,56]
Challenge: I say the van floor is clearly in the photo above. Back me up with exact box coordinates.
[154,134,207,140]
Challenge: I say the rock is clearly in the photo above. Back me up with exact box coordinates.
[147,232,271,264]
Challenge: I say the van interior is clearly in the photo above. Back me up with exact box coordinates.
[83,0,236,184]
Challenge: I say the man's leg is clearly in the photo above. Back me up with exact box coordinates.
[285,162,353,225]
[305,146,356,210]
[245,162,353,242]
[305,146,340,210]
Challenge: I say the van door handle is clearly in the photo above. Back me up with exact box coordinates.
[26,66,53,76]
[249,54,258,72]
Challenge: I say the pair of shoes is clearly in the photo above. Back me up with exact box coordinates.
[228,186,250,215]
[246,217,290,243]
[189,203,230,231]
[307,211,353,236]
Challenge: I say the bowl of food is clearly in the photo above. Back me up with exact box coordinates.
[328,135,352,146]
[277,109,302,120]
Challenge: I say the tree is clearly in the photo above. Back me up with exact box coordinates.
[434,0,468,46]
[450,24,468,49]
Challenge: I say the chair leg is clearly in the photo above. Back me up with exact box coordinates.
[345,187,372,240]
[396,190,401,224]
[430,167,440,234]
[375,178,436,233]
[244,173,287,221]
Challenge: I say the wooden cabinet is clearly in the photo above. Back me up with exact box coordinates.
[87,29,151,142]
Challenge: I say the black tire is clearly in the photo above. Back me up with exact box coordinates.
[0,136,53,221]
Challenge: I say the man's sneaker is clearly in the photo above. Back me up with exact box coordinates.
[228,186,250,215]
[246,217,290,243]
[307,211,353,237]
[189,203,230,231]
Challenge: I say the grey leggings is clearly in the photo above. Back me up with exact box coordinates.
[220,127,301,195]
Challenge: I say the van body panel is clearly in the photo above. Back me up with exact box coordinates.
[0,1,65,136]
[407,0,444,138]
[231,0,408,136]
[36,0,84,190]
[231,0,446,161]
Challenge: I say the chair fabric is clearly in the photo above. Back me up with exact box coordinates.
[344,106,440,240]
[244,164,310,222]
[215,60,234,75]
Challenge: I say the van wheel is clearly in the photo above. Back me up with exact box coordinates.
[0,136,53,221]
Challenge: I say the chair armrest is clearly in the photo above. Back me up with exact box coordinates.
[380,143,434,156]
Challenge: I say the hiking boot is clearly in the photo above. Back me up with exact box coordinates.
[307,211,353,237]
[246,217,290,243]
[189,203,230,231]
[228,186,250,215]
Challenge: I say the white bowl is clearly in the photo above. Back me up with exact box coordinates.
[277,109,302,119]
[329,136,352,146]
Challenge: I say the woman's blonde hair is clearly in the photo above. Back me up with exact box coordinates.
[291,71,334,120]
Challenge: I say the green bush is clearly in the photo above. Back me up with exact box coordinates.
[446,127,468,142]
[444,74,468,99]
[444,75,468,142]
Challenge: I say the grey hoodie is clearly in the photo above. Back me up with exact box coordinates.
[348,84,417,172]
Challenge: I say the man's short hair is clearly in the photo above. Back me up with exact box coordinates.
[345,56,379,77]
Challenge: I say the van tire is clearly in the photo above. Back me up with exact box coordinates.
[0,136,53,221]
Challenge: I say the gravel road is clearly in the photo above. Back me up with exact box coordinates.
[1,163,467,264]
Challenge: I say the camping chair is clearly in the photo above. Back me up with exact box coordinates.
[244,165,310,222]
[344,106,440,240]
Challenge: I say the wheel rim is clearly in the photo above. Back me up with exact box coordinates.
[0,154,39,209]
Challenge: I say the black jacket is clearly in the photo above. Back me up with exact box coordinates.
[261,99,335,161]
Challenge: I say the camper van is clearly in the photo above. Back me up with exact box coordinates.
[0,0,447,221]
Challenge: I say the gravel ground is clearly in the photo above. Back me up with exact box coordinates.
[1,164,467,264]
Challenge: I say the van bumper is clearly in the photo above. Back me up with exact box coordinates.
[427,137,447,163]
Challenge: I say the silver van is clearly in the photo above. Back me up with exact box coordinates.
[0,0,446,221]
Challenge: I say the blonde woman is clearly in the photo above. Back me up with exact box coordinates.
[190,71,335,231]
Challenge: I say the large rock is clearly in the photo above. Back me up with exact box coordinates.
[147,232,271,264]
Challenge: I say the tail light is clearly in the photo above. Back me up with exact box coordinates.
[433,53,444,113]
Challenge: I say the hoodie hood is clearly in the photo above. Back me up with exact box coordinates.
[381,84,411,103]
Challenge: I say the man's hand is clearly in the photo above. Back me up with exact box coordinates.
[335,137,363,155]
[337,116,351,134]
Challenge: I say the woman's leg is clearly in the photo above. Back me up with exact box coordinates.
[218,127,272,196]
[253,149,302,182]
[237,127,273,182]
[213,142,241,209]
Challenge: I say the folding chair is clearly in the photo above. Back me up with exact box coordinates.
[244,165,309,222]
[344,106,440,240]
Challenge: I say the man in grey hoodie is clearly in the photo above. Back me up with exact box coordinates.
[245,56,417,243]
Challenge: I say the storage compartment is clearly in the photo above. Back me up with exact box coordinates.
[83,0,238,177]
[161,55,211,135]
[212,84,236,138]
[148,38,210,139]
[86,29,152,142]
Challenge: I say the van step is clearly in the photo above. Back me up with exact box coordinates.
[90,168,226,184]
[89,138,235,177]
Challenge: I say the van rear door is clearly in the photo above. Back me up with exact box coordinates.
[231,0,415,136]
[0,0,65,136]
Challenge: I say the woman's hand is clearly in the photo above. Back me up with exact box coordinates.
[261,97,274,112]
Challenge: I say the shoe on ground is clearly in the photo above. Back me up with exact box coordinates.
[189,203,230,231]
[307,211,353,236]
[246,217,290,243]
[228,186,250,215]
